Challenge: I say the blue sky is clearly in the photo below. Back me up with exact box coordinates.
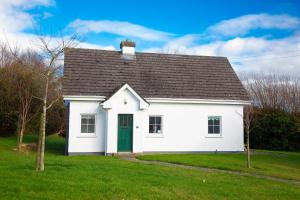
[1,0,300,75]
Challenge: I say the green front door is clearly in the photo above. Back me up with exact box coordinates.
[117,114,133,152]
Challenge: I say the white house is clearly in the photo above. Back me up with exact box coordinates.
[63,40,250,155]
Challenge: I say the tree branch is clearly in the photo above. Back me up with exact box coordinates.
[33,95,44,101]
[46,96,60,110]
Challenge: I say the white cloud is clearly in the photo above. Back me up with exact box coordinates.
[143,34,199,54]
[77,42,115,50]
[42,12,54,19]
[0,31,115,52]
[0,0,53,33]
[142,14,300,77]
[162,34,198,53]
[142,33,300,77]
[207,13,300,38]
[0,0,115,53]
[0,0,55,51]
[68,19,174,42]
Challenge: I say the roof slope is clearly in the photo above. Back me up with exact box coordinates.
[63,48,249,101]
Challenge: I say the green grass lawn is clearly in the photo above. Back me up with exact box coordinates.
[138,151,300,181]
[0,136,299,200]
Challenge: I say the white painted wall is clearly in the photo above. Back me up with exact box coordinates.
[121,46,135,55]
[144,103,244,152]
[68,101,106,153]
[105,88,147,153]
[67,92,245,154]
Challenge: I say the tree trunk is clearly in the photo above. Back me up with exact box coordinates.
[36,79,48,172]
[16,116,26,152]
[18,123,25,152]
[246,125,251,168]
[36,101,46,171]
[16,119,21,152]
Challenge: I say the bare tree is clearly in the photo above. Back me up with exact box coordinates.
[15,65,35,152]
[237,104,255,168]
[244,105,254,168]
[0,43,19,68]
[242,73,300,113]
[0,43,42,151]
[35,34,78,171]
[16,53,43,151]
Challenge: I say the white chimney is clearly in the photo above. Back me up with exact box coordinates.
[120,40,136,55]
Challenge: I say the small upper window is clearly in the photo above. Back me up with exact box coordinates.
[208,116,221,134]
[149,116,162,134]
[81,115,95,134]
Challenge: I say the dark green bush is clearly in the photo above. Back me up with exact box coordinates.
[250,109,300,151]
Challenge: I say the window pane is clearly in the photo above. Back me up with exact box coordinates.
[81,116,88,125]
[208,125,214,134]
[88,124,95,133]
[156,117,161,125]
[81,124,87,133]
[89,116,95,124]
[153,125,157,133]
[156,125,161,133]
[208,118,213,125]
[149,117,155,124]
[119,116,123,126]
[214,118,220,126]
[149,116,163,134]
[214,126,220,134]
[149,125,154,133]
[124,116,128,127]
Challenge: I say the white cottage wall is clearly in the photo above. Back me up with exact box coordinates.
[67,95,245,154]
[68,101,106,154]
[143,102,244,152]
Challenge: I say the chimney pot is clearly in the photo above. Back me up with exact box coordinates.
[120,40,136,55]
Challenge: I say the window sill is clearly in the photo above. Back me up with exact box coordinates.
[205,135,223,138]
[77,134,97,138]
[146,134,164,138]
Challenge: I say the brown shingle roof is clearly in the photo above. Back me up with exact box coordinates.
[63,48,250,101]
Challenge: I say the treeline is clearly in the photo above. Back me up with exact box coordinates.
[0,44,65,141]
[0,33,78,171]
[243,74,300,151]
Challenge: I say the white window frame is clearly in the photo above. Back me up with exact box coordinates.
[148,115,163,137]
[78,114,97,137]
[206,116,222,138]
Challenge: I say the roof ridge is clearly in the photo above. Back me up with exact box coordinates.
[66,47,228,59]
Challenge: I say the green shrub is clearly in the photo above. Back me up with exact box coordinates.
[250,109,300,151]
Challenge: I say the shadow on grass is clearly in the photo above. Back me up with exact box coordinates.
[0,134,65,155]
[45,135,65,155]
